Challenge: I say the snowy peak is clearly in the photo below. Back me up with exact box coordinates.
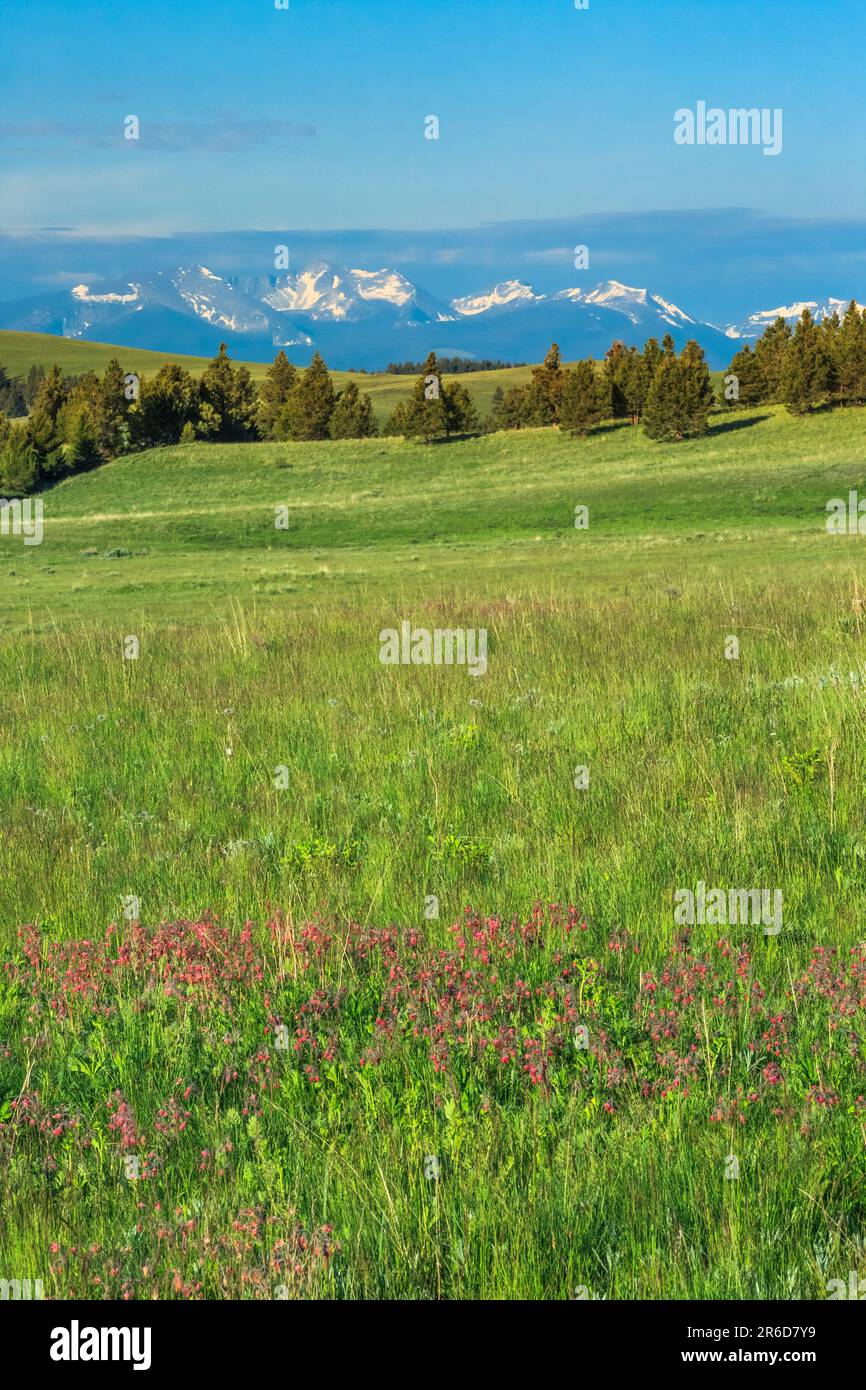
[584,279,648,309]
[71,283,140,305]
[452,280,541,316]
[727,295,866,339]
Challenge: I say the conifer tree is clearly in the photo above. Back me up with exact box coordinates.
[256,350,298,439]
[525,342,566,425]
[328,379,378,439]
[0,427,39,493]
[560,359,604,436]
[782,309,831,414]
[278,350,337,441]
[680,338,716,423]
[483,383,529,432]
[722,345,766,407]
[603,341,629,419]
[643,343,713,442]
[754,316,792,401]
[837,300,866,406]
[26,364,68,475]
[200,343,257,440]
[443,381,481,436]
[389,352,447,442]
[64,406,102,472]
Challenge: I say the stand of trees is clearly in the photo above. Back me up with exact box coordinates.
[5,298,866,494]
[723,300,866,414]
[484,334,716,442]
[386,356,524,374]
[0,344,379,493]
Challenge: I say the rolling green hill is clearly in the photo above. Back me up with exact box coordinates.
[0,328,540,425]
[2,402,864,631]
[3,402,866,1300]
[0,327,726,428]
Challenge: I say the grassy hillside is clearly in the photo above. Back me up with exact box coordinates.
[1,403,864,630]
[0,328,538,426]
[2,406,866,1300]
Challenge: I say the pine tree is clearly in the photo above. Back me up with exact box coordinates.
[0,365,26,417]
[722,345,766,407]
[680,339,716,428]
[662,333,677,359]
[129,364,198,448]
[278,351,336,441]
[603,341,629,419]
[837,301,866,406]
[443,381,480,436]
[200,343,257,441]
[0,426,39,494]
[754,316,792,401]
[64,406,102,473]
[560,359,604,436]
[642,338,664,376]
[256,350,298,439]
[483,384,529,432]
[484,386,506,433]
[524,342,565,425]
[99,358,131,456]
[26,364,68,476]
[328,379,378,439]
[620,347,651,425]
[782,309,831,414]
[390,353,447,442]
[643,344,713,442]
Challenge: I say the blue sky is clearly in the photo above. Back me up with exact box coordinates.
[1,0,864,235]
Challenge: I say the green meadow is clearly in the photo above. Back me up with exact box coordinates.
[2,398,866,1300]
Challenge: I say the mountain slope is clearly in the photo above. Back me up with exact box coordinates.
[0,263,743,368]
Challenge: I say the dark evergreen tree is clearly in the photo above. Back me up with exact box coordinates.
[328,379,378,439]
[525,342,566,425]
[257,350,298,439]
[620,346,652,425]
[129,364,199,448]
[199,343,257,440]
[603,341,629,419]
[0,427,39,493]
[23,363,46,410]
[384,352,447,442]
[837,299,866,406]
[278,350,336,441]
[0,365,26,417]
[64,406,102,472]
[722,345,766,407]
[643,344,713,442]
[443,381,481,436]
[782,308,831,414]
[26,364,68,476]
[98,358,132,456]
[754,316,792,401]
[560,359,604,436]
[680,339,716,423]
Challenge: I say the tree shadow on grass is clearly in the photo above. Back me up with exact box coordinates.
[708,412,771,435]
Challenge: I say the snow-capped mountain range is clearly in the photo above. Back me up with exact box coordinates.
[725,296,866,340]
[1,260,861,369]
